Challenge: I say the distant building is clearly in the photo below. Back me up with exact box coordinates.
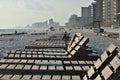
[49,19,54,27]
[66,7,94,29]
[25,24,31,28]
[66,14,82,29]
[26,19,60,29]
[31,21,48,28]
[69,15,80,28]
[79,17,90,27]
[48,19,59,28]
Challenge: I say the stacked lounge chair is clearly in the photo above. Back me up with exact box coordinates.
[5,34,97,60]
[25,33,82,50]
[0,33,100,80]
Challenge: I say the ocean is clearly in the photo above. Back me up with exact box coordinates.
[0,28,48,34]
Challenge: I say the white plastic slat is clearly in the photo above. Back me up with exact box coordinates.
[75,45,80,50]
[32,75,41,79]
[95,75,102,80]
[0,64,8,69]
[23,65,31,69]
[65,66,73,70]
[94,59,102,70]
[6,59,13,63]
[8,54,14,57]
[72,75,81,80]
[48,66,55,70]
[40,66,47,70]
[71,50,76,55]
[20,60,27,63]
[83,75,88,80]
[110,56,120,70]
[32,65,39,70]
[87,67,95,78]
[21,75,32,79]
[13,59,20,63]
[15,65,24,69]
[42,75,51,80]
[101,66,113,80]
[62,75,71,80]
[52,75,61,80]
[100,51,108,62]
[74,66,82,70]
[106,44,117,53]
[56,66,64,70]
[27,60,34,63]
[0,59,7,63]
[7,64,16,69]
[11,75,22,79]
[1,75,13,79]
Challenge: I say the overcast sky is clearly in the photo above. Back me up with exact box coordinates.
[0,0,94,29]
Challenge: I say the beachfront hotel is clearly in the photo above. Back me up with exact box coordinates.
[102,0,118,26]
[93,0,103,22]
[117,0,120,25]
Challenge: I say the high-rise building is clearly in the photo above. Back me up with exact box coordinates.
[92,2,97,21]
[92,0,103,22]
[82,7,90,17]
[88,5,93,17]
[82,6,93,17]
[103,0,117,26]
[117,0,120,25]
[81,6,93,27]
[91,0,103,28]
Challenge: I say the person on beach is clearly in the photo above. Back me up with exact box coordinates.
[62,31,70,41]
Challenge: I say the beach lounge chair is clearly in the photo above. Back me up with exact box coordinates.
[83,43,120,80]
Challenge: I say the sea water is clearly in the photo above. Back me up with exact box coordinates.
[0,28,48,34]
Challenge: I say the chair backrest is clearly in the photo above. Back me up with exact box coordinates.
[66,36,84,53]
[94,43,118,69]
[68,37,89,57]
[106,43,117,53]
[68,33,82,48]
[78,37,89,46]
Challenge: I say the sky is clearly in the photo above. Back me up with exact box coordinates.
[0,0,94,29]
